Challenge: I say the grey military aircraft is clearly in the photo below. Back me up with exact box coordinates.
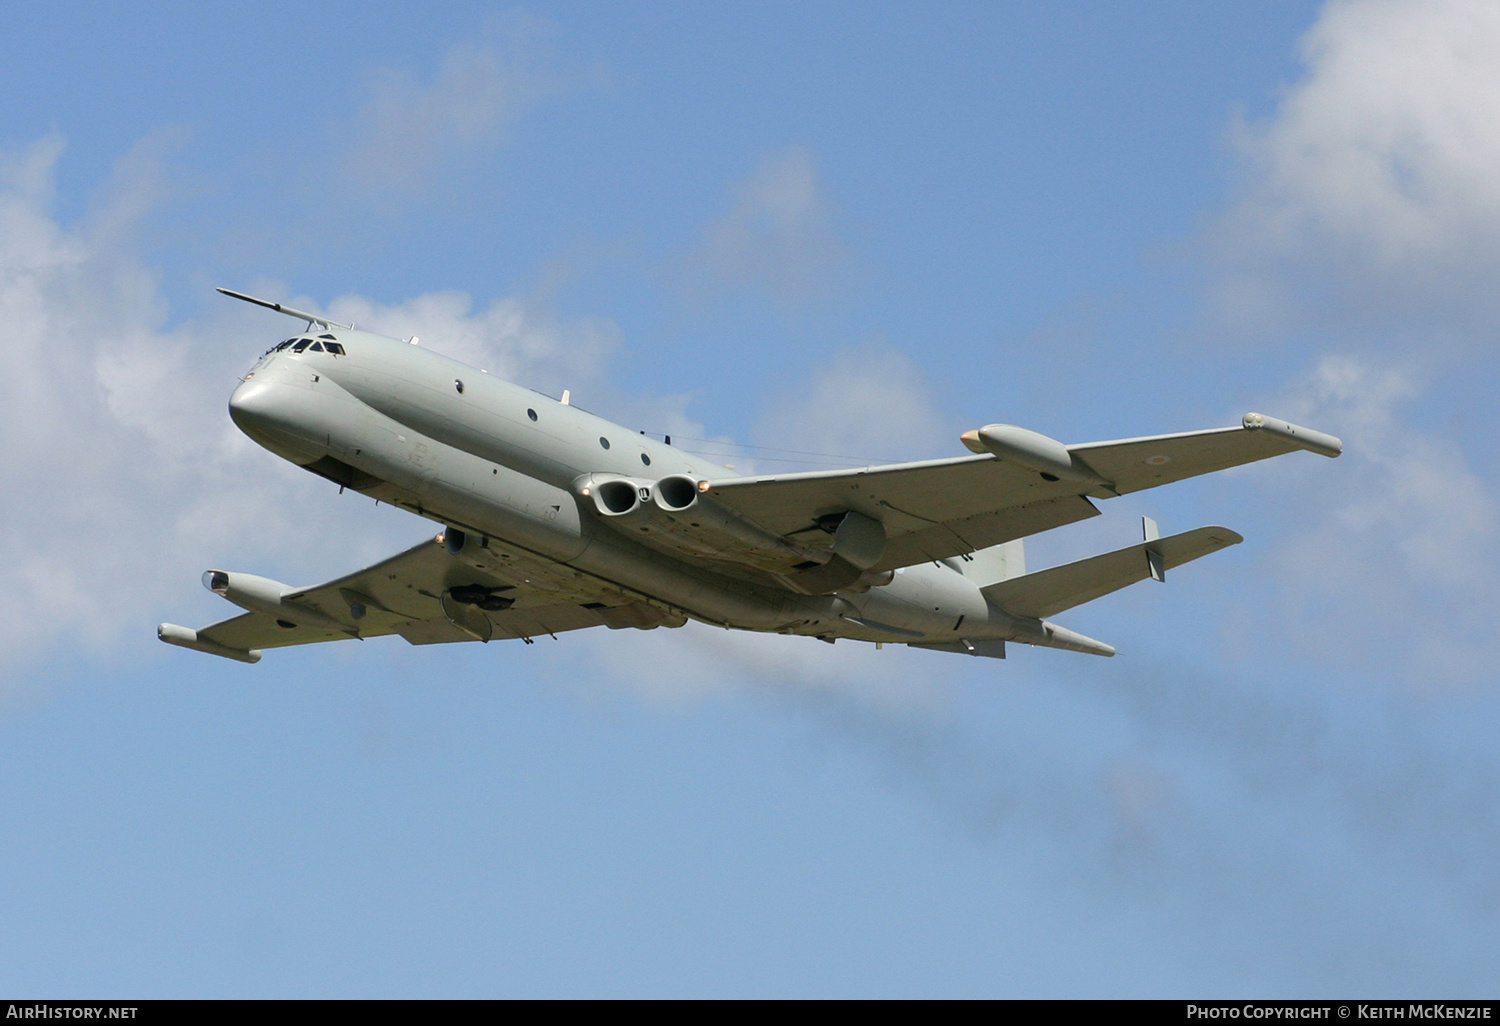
[159,288,1342,665]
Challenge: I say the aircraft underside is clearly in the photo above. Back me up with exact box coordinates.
[157,288,1339,665]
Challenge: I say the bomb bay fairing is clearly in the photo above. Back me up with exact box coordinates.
[158,288,1341,665]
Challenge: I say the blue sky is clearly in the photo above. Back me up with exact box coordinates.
[3,0,1498,997]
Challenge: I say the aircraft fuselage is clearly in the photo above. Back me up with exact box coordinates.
[226,327,1076,654]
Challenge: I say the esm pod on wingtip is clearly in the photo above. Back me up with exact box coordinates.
[158,288,1340,664]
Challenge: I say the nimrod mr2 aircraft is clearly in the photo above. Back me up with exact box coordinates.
[159,288,1341,665]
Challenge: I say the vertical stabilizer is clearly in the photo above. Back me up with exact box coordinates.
[961,539,1025,588]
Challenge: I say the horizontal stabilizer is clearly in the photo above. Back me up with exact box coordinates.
[909,639,1007,659]
[982,526,1242,619]
[1032,621,1115,657]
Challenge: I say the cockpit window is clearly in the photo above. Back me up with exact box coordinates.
[309,341,325,352]
[324,342,345,355]
[291,339,312,353]
[318,334,336,340]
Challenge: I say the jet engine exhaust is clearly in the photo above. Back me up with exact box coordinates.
[654,475,698,512]
[596,479,640,515]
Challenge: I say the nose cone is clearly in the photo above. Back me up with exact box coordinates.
[227,378,265,432]
[228,379,286,439]
[228,379,325,462]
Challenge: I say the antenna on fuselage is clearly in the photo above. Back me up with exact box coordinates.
[216,287,354,331]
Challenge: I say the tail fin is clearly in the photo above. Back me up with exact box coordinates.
[982,526,1241,619]
[961,539,1025,588]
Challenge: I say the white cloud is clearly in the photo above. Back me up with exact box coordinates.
[691,147,848,306]
[754,345,954,465]
[1222,0,1500,323]
[1207,0,1500,688]
[338,17,556,198]
[0,138,311,671]
[0,136,650,680]
[1250,355,1500,688]
[324,289,618,400]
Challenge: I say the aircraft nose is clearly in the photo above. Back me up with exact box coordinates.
[227,378,325,460]
[227,378,277,436]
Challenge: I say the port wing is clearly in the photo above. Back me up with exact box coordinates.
[159,533,684,662]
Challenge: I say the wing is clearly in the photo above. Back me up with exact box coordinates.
[696,413,1337,578]
[1067,412,1341,495]
[702,455,1102,573]
[160,534,685,662]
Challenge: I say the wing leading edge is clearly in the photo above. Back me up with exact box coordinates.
[697,412,1337,576]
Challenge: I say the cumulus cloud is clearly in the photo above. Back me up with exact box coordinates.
[753,345,955,465]
[1057,2,1500,980]
[603,6,1500,981]
[1221,0,1500,325]
[1237,355,1500,688]
[1207,0,1500,689]
[0,136,291,671]
[324,289,618,400]
[337,17,556,198]
[690,147,848,306]
[0,136,646,678]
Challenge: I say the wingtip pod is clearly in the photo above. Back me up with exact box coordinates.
[158,623,262,664]
[1243,412,1342,458]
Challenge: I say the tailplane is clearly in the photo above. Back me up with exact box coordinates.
[982,523,1242,620]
